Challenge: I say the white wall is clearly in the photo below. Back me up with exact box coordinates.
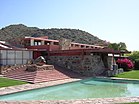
[0,50,33,65]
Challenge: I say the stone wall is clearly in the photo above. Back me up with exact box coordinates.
[59,38,71,50]
[48,54,105,76]
[0,64,26,74]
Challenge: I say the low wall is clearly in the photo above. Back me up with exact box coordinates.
[0,64,26,74]
[107,68,123,76]
[48,54,105,76]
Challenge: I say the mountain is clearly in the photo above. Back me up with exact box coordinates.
[0,24,108,47]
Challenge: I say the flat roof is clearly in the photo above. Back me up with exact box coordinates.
[24,37,104,48]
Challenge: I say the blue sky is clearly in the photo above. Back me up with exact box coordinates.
[0,0,139,51]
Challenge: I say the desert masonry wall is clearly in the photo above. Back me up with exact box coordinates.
[48,54,106,76]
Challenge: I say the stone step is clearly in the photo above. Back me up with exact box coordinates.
[4,69,70,83]
[4,75,35,79]
[5,75,69,83]
[3,65,82,83]
[5,72,36,76]
[2,67,27,74]
[5,69,54,75]
[6,77,35,82]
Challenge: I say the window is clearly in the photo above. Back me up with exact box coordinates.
[54,42,59,45]
[81,45,84,48]
[45,41,51,45]
[75,44,79,47]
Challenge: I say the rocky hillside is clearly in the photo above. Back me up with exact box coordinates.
[0,24,108,47]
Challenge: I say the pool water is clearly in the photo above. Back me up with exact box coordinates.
[0,78,139,101]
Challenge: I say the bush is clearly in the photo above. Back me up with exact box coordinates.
[116,58,134,71]
[126,51,139,70]
[134,60,139,70]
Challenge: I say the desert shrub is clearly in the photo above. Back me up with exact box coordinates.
[116,58,134,71]
[134,60,139,70]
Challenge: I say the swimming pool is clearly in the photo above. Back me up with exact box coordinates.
[0,78,139,101]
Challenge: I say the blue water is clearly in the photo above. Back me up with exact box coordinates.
[0,78,139,101]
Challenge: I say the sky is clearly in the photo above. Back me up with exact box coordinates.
[0,0,139,51]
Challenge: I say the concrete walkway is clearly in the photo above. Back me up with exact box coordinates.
[0,97,139,104]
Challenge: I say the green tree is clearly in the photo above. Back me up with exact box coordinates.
[108,43,119,50]
[108,42,127,51]
[127,51,139,61]
[118,42,127,51]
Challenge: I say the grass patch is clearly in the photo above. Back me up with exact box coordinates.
[0,77,28,88]
[115,70,139,79]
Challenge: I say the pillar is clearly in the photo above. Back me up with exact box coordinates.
[30,39,34,46]
[41,40,44,45]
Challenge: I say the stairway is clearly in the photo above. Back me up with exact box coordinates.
[3,65,71,83]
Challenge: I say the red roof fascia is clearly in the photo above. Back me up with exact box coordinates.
[0,42,18,49]
[24,37,59,42]
[0,47,40,51]
[49,48,121,54]
[71,42,103,48]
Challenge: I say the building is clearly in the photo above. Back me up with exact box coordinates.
[23,36,104,51]
[0,41,33,66]
[22,36,128,76]
[0,36,129,76]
